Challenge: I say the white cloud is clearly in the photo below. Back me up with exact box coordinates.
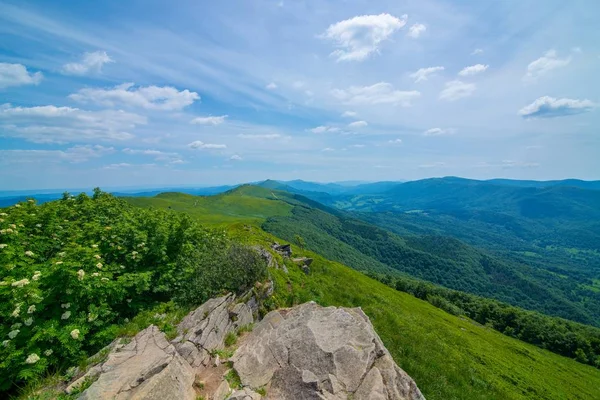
[190,115,228,125]
[501,160,540,168]
[229,154,243,161]
[423,127,455,136]
[310,126,340,133]
[237,133,282,139]
[122,148,182,163]
[332,82,420,106]
[320,13,408,62]
[524,50,571,81]
[407,23,426,38]
[388,138,403,144]
[0,145,114,164]
[62,51,114,75]
[419,162,446,168]
[292,81,305,89]
[321,147,335,152]
[350,144,365,148]
[348,120,368,128]
[0,103,144,143]
[70,83,199,111]
[188,140,226,149]
[471,48,484,55]
[341,111,357,118]
[103,163,133,169]
[0,63,43,89]
[409,66,444,83]
[458,64,488,76]
[439,80,476,101]
[518,96,594,119]
[266,82,277,90]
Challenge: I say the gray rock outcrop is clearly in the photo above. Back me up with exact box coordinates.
[67,294,424,400]
[75,325,196,400]
[231,302,424,400]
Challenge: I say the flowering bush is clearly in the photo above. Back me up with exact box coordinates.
[0,189,266,393]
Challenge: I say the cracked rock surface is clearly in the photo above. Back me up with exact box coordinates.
[78,325,196,400]
[231,302,425,400]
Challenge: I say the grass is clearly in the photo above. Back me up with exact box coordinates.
[127,189,600,400]
[266,246,600,400]
[123,186,292,227]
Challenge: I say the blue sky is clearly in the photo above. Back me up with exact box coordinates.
[0,0,599,190]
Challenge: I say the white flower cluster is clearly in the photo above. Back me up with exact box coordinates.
[61,311,72,320]
[25,250,34,257]
[77,269,85,280]
[25,353,40,364]
[28,305,36,314]
[12,279,30,288]
[32,271,41,281]
[0,244,7,249]
[70,329,80,339]
[61,303,71,309]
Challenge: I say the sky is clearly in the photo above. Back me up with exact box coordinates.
[0,0,599,190]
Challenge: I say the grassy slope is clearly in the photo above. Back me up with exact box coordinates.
[123,186,292,227]
[126,190,600,400]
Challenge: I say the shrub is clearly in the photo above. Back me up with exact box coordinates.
[0,191,264,394]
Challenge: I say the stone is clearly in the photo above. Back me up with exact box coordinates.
[213,380,231,400]
[227,387,262,400]
[231,302,424,400]
[173,294,237,368]
[76,325,196,400]
[230,302,253,329]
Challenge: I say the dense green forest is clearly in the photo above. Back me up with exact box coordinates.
[0,190,266,393]
[262,203,598,326]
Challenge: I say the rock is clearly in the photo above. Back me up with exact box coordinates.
[231,302,424,400]
[76,325,196,400]
[213,380,231,400]
[271,243,292,257]
[227,387,262,400]
[292,257,313,266]
[302,265,310,275]
[251,246,279,269]
[172,294,237,368]
[230,302,253,329]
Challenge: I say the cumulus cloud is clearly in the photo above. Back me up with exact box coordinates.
[320,13,408,62]
[407,23,426,38]
[238,133,282,139]
[341,111,357,118]
[409,66,444,83]
[348,120,368,128]
[518,96,594,119]
[471,48,483,55]
[439,80,476,101]
[310,126,340,133]
[62,51,114,75]
[332,82,420,106]
[423,127,455,136]
[188,140,226,149]
[0,63,43,89]
[190,115,228,125]
[0,145,114,165]
[350,144,365,148]
[458,64,488,76]
[388,138,403,144]
[230,154,243,161]
[70,83,199,111]
[321,147,335,152]
[0,103,144,143]
[524,50,571,81]
[266,82,277,90]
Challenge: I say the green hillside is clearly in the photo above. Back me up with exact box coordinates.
[265,245,600,400]
[124,185,292,226]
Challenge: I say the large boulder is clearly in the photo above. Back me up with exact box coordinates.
[230,302,424,400]
[76,325,196,400]
[172,294,238,369]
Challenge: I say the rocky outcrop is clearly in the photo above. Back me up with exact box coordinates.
[67,295,424,400]
[74,326,196,400]
[231,302,424,400]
